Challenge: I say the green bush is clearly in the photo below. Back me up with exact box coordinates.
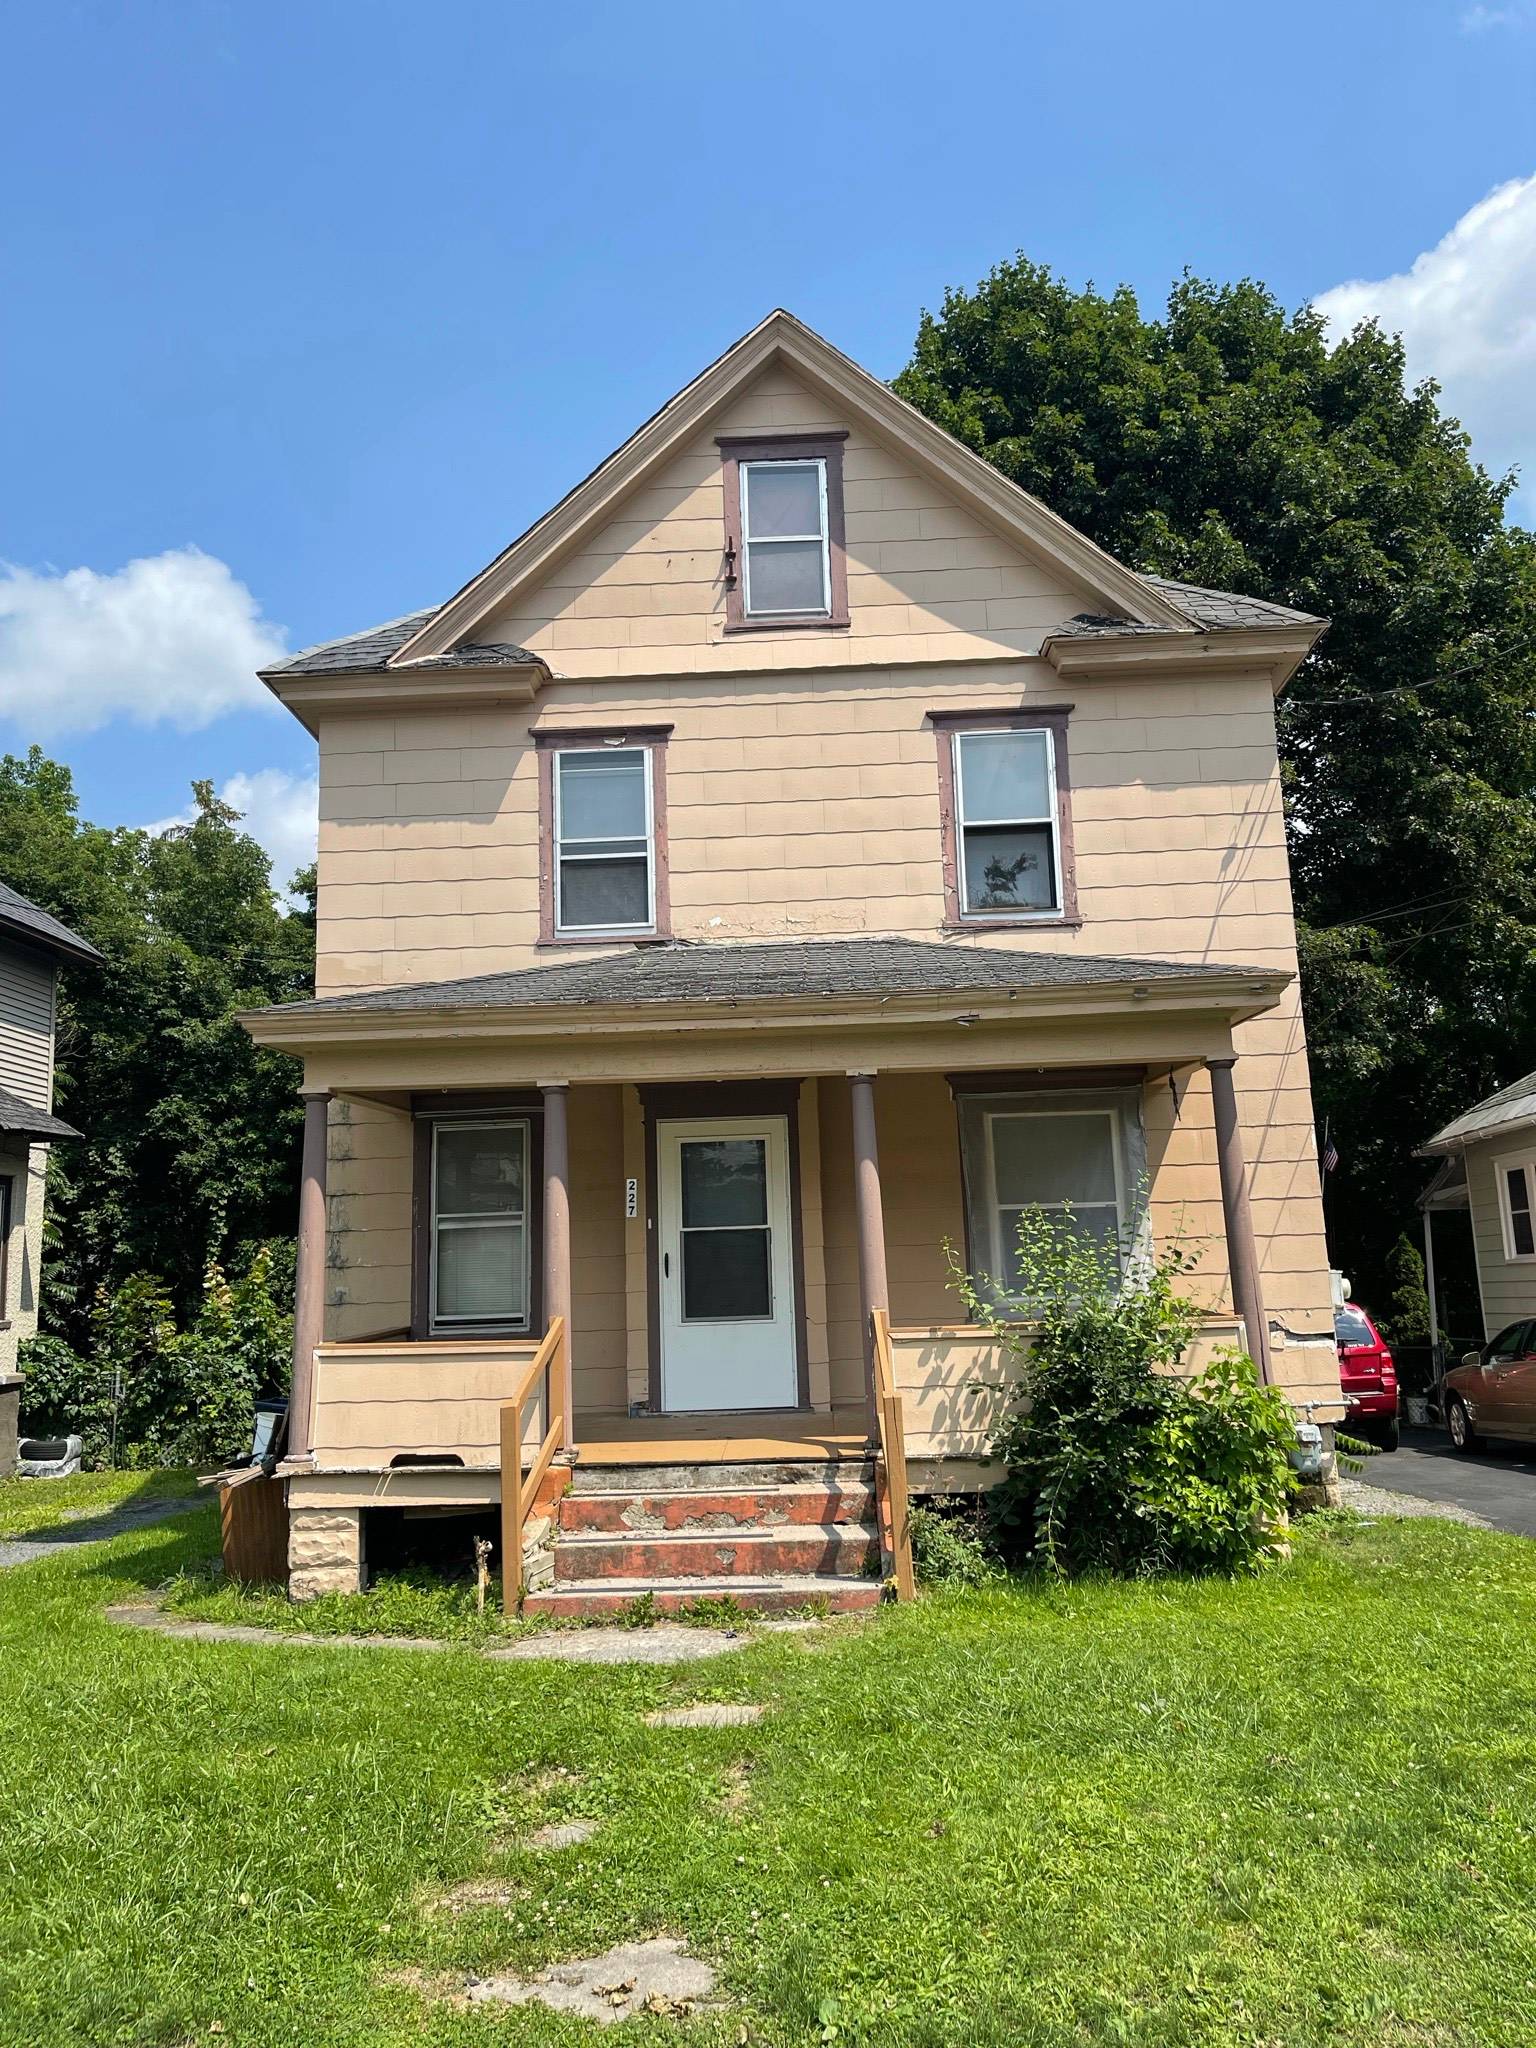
[908,1503,1000,1588]
[948,1207,1297,1578]
[19,1243,292,1470]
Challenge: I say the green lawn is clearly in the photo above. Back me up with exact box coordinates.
[2,1488,1535,2047]
[0,1464,200,1536]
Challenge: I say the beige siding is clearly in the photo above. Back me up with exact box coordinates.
[1464,1135,1536,1337]
[473,363,1098,678]
[0,1138,46,1378]
[0,942,56,1110]
[310,1338,542,1464]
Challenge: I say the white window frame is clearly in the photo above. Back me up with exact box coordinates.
[429,1118,532,1335]
[952,726,1063,920]
[1495,1152,1536,1263]
[553,743,656,936]
[982,1105,1126,1283]
[740,457,831,619]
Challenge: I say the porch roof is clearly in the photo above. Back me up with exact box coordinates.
[250,935,1284,1026]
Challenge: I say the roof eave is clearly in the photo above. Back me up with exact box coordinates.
[259,661,547,738]
[1419,1106,1536,1156]
[240,967,1292,1053]
[0,911,102,968]
[1042,621,1326,693]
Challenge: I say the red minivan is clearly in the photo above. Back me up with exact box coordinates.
[1334,1303,1399,1450]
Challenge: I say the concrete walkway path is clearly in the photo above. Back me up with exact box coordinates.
[0,1493,200,1570]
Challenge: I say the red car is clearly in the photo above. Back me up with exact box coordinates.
[1334,1303,1399,1450]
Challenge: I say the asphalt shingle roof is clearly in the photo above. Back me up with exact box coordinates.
[1051,577,1324,641]
[264,935,1277,1022]
[0,881,101,965]
[1424,1069,1536,1151]
[0,1083,80,1141]
[261,609,541,678]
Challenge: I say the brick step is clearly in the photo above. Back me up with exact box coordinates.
[523,1574,883,1620]
[557,1482,876,1535]
[568,1457,871,1496]
[553,1523,880,1583]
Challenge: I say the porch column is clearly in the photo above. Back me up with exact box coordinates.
[540,1080,573,1452]
[849,1072,889,1436]
[289,1088,330,1461]
[1207,1057,1270,1382]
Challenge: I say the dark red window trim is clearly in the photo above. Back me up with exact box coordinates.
[532,725,673,947]
[930,705,1080,930]
[717,432,849,633]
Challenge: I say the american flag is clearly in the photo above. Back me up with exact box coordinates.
[1320,1128,1340,1176]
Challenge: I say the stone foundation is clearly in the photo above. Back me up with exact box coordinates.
[288,1506,364,1600]
[0,1376,19,1478]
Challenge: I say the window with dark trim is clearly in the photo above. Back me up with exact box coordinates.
[718,433,849,631]
[1497,1154,1536,1261]
[428,1118,532,1334]
[533,727,672,945]
[932,707,1079,928]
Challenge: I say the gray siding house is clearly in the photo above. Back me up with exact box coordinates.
[1421,1070,1536,1349]
[0,882,99,1475]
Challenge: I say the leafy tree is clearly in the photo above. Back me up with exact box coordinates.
[0,747,313,1343]
[898,263,1536,1300]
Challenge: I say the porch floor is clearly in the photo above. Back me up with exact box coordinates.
[574,1406,871,1467]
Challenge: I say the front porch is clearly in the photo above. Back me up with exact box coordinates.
[252,937,1310,1602]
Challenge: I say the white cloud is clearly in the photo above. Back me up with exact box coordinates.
[1460,3,1531,28]
[0,547,286,738]
[1313,174,1536,517]
[149,768,319,900]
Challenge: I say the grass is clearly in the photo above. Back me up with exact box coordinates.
[3,1487,1536,2045]
[0,1464,200,1537]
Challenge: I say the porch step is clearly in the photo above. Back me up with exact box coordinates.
[553,1523,879,1583]
[568,1456,870,1494]
[523,1574,883,1620]
[558,1480,877,1535]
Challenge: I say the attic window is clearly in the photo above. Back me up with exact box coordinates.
[718,433,849,632]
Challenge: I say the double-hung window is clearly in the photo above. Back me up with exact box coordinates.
[953,726,1062,918]
[554,744,654,935]
[740,459,830,619]
[1497,1155,1536,1260]
[718,434,849,631]
[956,1089,1143,1306]
[430,1120,531,1333]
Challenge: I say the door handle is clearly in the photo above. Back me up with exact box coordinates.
[663,1251,670,1278]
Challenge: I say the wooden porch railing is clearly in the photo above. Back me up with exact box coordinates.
[499,1315,567,1613]
[870,1308,915,1601]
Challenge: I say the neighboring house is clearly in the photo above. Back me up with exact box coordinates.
[1421,1071,1536,1348]
[245,310,1342,1609]
[0,882,99,1476]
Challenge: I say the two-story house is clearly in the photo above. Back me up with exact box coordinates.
[245,311,1341,1610]
[0,881,98,1476]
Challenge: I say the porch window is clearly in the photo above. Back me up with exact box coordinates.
[554,745,654,934]
[956,1089,1141,1303]
[1497,1155,1536,1260]
[430,1120,530,1332]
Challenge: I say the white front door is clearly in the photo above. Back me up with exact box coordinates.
[657,1115,798,1412]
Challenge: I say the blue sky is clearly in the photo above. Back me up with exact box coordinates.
[3,0,1534,890]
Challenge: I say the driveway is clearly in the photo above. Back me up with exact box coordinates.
[0,1493,200,1570]
[1348,1426,1536,1538]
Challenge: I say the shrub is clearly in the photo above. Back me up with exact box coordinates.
[908,1503,1000,1588]
[19,1244,291,1470]
[948,1206,1297,1578]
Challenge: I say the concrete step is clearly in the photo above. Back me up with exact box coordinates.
[523,1574,883,1620]
[568,1457,872,1495]
[557,1482,877,1536]
[553,1523,880,1583]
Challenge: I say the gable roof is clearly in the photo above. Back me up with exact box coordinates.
[1422,1069,1536,1153]
[0,881,102,966]
[254,935,1285,1024]
[387,310,1195,667]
